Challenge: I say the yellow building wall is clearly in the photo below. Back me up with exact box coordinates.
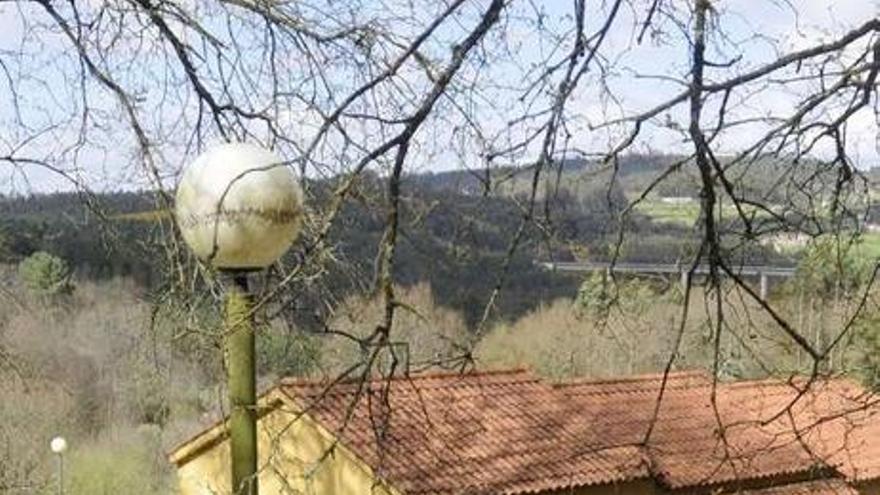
[175,406,398,495]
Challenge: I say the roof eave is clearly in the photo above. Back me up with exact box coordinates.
[167,387,288,467]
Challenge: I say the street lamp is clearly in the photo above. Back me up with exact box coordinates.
[49,436,67,495]
[176,143,304,495]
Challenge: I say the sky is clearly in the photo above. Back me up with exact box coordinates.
[0,0,878,194]
[541,0,880,164]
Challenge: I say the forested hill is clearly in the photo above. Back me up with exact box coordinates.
[409,154,684,195]
[2,154,863,324]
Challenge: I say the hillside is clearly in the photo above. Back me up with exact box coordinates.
[3,155,875,326]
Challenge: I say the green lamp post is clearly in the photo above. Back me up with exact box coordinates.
[176,143,304,495]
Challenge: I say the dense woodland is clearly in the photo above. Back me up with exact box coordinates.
[1,155,830,326]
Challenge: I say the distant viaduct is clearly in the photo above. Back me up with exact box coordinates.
[537,261,797,300]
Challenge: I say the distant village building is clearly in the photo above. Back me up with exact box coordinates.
[170,369,880,495]
[763,232,811,252]
[659,196,694,204]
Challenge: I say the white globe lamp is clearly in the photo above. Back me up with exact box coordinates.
[175,142,304,270]
[50,436,67,454]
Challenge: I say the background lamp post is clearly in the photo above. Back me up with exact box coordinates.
[176,143,304,495]
[49,436,66,495]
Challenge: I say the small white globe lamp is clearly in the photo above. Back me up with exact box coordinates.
[49,436,67,454]
[50,436,67,495]
[176,143,304,495]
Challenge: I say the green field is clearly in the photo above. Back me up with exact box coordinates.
[855,232,880,260]
[634,199,777,227]
[111,209,171,222]
[634,200,701,226]
[632,199,880,263]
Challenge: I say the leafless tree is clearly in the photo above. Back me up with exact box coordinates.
[1,0,879,492]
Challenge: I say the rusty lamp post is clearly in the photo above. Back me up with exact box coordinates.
[176,143,304,495]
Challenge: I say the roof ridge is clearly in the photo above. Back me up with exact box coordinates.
[553,369,710,388]
[278,367,537,388]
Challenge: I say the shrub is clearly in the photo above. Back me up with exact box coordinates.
[320,283,469,375]
[66,425,172,495]
[18,251,74,297]
[257,324,321,377]
[0,377,73,494]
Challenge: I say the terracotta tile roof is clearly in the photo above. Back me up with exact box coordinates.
[279,369,649,494]
[171,368,880,495]
[737,479,858,495]
[556,373,878,489]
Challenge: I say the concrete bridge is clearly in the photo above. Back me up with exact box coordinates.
[537,261,798,300]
